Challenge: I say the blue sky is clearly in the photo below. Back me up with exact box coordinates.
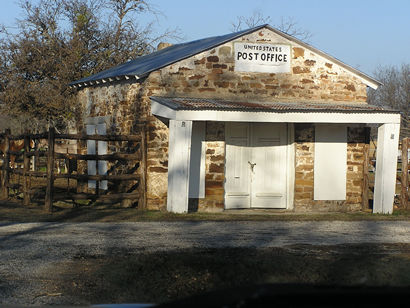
[1,0,409,76]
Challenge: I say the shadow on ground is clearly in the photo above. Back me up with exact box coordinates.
[1,200,410,222]
[46,244,410,305]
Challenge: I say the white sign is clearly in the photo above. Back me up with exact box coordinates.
[234,42,291,73]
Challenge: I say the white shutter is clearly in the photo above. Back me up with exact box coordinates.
[86,122,108,190]
[314,125,347,200]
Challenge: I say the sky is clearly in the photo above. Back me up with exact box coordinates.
[1,0,409,77]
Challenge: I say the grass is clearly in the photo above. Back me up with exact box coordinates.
[0,199,410,222]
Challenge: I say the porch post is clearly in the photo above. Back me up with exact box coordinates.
[167,120,193,213]
[373,123,400,214]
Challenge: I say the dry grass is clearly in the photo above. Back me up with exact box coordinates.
[0,199,409,222]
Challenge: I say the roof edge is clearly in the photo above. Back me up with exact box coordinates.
[71,24,381,90]
[70,24,268,87]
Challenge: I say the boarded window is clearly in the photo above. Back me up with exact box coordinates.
[86,123,108,190]
[314,125,347,200]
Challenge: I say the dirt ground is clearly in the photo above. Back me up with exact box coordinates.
[1,199,410,306]
[35,244,410,305]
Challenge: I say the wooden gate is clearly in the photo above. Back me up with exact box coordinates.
[0,125,147,212]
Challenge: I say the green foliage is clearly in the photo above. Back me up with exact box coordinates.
[0,0,178,133]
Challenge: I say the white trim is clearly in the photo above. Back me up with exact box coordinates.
[373,123,400,214]
[174,111,400,124]
[286,123,295,210]
[167,120,193,213]
[150,101,400,124]
[151,100,176,119]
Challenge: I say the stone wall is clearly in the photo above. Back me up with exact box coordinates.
[198,122,225,211]
[143,29,367,104]
[294,124,315,210]
[346,127,369,209]
[75,83,145,200]
[293,125,369,212]
[146,117,169,209]
[76,83,143,135]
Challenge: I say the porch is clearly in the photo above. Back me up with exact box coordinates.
[151,97,401,214]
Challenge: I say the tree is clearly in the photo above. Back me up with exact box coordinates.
[231,11,312,42]
[367,64,410,138]
[0,0,178,132]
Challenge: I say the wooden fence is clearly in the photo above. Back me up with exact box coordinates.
[0,126,146,212]
[0,128,407,212]
[398,138,409,209]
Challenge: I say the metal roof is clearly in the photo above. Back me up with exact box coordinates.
[151,97,399,114]
[71,24,381,89]
[70,25,267,87]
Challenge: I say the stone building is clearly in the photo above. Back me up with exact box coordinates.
[70,25,401,214]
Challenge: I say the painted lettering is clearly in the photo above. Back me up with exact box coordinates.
[234,42,291,73]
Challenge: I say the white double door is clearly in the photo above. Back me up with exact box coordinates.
[225,122,287,209]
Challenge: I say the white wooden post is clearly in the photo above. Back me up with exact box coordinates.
[167,120,193,213]
[373,123,400,214]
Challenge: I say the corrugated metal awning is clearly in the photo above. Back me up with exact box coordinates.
[150,97,398,114]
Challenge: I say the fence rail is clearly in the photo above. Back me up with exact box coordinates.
[0,126,146,212]
[400,138,409,209]
[1,128,407,212]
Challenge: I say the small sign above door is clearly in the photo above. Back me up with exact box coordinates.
[234,42,291,73]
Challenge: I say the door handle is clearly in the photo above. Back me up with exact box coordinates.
[248,161,256,172]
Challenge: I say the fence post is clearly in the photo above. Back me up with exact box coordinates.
[45,127,55,212]
[23,132,31,206]
[1,129,11,199]
[362,142,370,210]
[401,137,409,209]
[139,122,147,210]
[34,139,39,172]
[95,136,99,195]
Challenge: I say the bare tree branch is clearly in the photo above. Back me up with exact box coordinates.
[368,64,410,138]
[231,11,312,42]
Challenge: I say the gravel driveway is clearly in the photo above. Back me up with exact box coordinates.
[1,221,409,305]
